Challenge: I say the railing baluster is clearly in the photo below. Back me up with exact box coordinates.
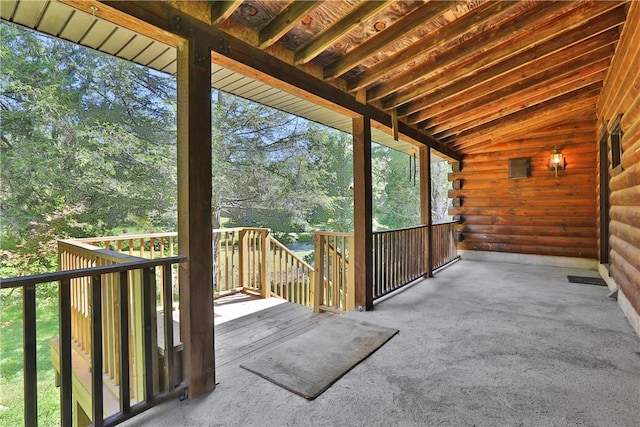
[162,265,176,391]
[2,254,186,427]
[119,271,131,414]
[23,283,37,427]
[91,274,104,426]
[59,278,73,426]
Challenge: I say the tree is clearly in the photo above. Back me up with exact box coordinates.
[372,145,421,230]
[210,91,333,232]
[431,160,453,223]
[306,125,353,231]
[1,23,177,274]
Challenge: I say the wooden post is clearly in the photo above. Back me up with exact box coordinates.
[419,145,433,277]
[353,116,373,311]
[313,233,323,313]
[346,235,356,311]
[261,230,270,298]
[177,39,215,398]
[238,229,247,288]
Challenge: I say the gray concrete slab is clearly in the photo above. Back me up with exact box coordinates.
[125,260,640,427]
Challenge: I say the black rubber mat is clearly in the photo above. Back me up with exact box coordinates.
[567,275,607,286]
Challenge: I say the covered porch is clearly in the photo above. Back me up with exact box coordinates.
[123,258,639,426]
[1,0,640,425]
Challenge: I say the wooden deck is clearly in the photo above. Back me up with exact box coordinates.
[158,295,338,375]
[214,298,338,369]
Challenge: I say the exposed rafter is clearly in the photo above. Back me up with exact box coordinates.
[258,1,320,49]
[210,0,242,26]
[322,1,452,80]
[380,1,623,110]
[347,0,524,94]
[402,32,619,122]
[293,0,391,65]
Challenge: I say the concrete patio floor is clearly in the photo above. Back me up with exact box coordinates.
[126,259,639,426]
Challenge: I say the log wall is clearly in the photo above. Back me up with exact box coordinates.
[448,122,598,258]
[597,1,640,316]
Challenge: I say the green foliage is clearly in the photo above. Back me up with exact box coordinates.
[0,287,60,426]
[431,160,453,223]
[306,126,354,232]
[372,145,421,230]
[1,23,177,275]
[211,93,335,232]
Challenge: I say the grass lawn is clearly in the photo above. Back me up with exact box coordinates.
[0,285,60,426]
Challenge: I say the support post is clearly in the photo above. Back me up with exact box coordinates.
[313,233,323,313]
[353,116,373,311]
[238,229,247,287]
[420,145,433,277]
[346,235,356,311]
[177,39,215,398]
[261,230,270,298]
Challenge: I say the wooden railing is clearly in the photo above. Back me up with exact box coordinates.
[268,236,314,306]
[0,256,187,427]
[373,225,428,300]
[313,232,355,313]
[432,220,460,270]
[70,233,179,313]
[58,240,150,405]
[236,228,269,296]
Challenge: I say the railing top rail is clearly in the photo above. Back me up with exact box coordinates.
[58,239,150,263]
[315,231,354,238]
[0,255,187,289]
[373,223,429,235]
[71,227,275,244]
[71,232,179,243]
[233,227,270,233]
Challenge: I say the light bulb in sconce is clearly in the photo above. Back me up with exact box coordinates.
[548,146,565,177]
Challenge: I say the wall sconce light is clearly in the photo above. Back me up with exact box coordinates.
[548,146,565,177]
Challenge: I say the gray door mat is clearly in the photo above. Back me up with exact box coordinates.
[567,275,607,286]
[240,316,398,400]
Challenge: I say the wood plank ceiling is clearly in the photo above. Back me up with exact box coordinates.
[174,0,628,156]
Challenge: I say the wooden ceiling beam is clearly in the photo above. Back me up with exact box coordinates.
[452,86,601,151]
[100,0,461,161]
[258,1,320,49]
[293,0,392,65]
[60,0,182,46]
[403,31,619,122]
[420,44,616,130]
[435,68,608,140]
[347,0,521,93]
[322,1,453,80]
[210,0,242,26]
[381,1,624,110]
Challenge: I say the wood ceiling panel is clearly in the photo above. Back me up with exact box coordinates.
[96,27,131,55]
[58,11,96,43]
[0,0,18,21]
[147,47,176,71]
[11,0,46,28]
[131,40,172,66]
[404,32,620,123]
[79,18,117,49]
[381,1,622,110]
[36,1,73,35]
